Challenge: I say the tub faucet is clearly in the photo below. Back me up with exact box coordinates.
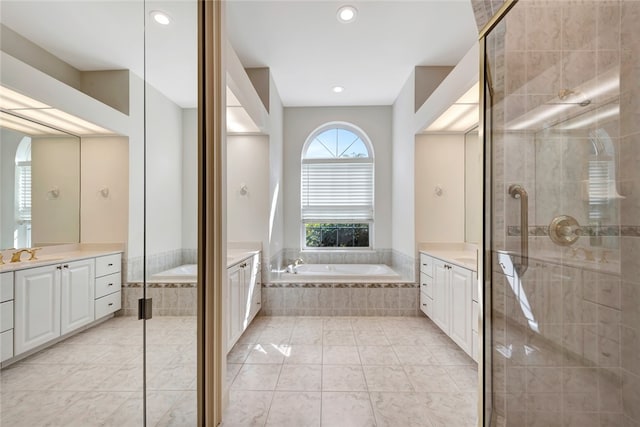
[293,257,305,267]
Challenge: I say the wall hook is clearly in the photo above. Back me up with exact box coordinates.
[240,184,248,196]
[100,187,110,198]
[434,185,443,197]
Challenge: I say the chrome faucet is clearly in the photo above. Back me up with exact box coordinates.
[293,257,305,267]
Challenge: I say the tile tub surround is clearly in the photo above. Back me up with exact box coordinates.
[224,315,478,427]
[261,283,419,317]
[120,282,197,317]
[0,316,196,426]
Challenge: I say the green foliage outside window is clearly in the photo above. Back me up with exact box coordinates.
[305,223,369,248]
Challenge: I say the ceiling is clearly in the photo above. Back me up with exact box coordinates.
[226,1,478,106]
[1,0,477,109]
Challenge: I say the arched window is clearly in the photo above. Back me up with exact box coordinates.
[301,123,374,248]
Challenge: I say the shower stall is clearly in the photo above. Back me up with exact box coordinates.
[479,0,640,425]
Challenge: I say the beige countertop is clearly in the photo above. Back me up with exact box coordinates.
[227,249,260,268]
[0,243,124,273]
[418,242,478,272]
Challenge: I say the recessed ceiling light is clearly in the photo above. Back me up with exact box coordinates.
[150,10,171,25]
[337,6,357,23]
[332,86,345,93]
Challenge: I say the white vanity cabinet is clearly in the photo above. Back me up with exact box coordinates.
[10,252,122,359]
[61,259,95,335]
[449,265,473,355]
[94,253,122,318]
[227,252,261,351]
[0,272,15,362]
[15,264,62,355]
[228,263,244,349]
[421,252,475,359]
[419,254,434,318]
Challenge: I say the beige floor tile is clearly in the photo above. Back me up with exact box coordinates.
[231,364,282,391]
[321,392,376,427]
[323,346,361,365]
[284,344,323,364]
[358,346,400,365]
[363,366,414,392]
[277,364,322,391]
[265,391,321,427]
[222,390,273,427]
[322,365,368,391]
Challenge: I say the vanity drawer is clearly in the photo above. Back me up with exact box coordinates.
[0,272,13,302]
[420,273,433,298]
[95,254,121,277]
[0,329,13,362]
[95,273,122,299]
[0,301,13,332]
[419,253,433,277]
[95,291,121,319]
[420,291,432,317]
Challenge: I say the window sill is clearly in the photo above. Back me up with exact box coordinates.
[300,248,376,253]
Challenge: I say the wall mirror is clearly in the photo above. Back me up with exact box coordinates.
[0,112,80,249]
[464,126,481,244]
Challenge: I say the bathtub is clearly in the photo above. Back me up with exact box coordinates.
[149,264,197,283]
[272,263,403,283]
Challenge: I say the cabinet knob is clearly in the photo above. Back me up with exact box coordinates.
[422,303,427,306]
[108,263,114,267]
[256,302,261,305]
[63,264,69,269]
[108,283,113,286]
[108,303,114,306]
[56,266,62,270]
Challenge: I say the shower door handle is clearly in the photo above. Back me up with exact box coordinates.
[508,184,529,275]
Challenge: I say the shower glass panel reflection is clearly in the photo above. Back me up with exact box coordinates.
[142,0,198,424]
[483,1,639,425]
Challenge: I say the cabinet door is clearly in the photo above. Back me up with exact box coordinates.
[15,265,61,355]
[449,266,473,355]
[227,264,244,350]
[431,260,450,333]
[61,259,95,335]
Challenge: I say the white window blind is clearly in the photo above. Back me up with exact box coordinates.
[16,162,31,221]
[301,159,373,222]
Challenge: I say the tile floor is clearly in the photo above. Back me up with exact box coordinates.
[223,316,478,427]
[0,316,197,426]
[0,315,478,426]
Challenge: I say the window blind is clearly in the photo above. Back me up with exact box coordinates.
[301,160,373,222]
[16,163,31,221]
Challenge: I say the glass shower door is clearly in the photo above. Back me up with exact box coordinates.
[484,1,639,425]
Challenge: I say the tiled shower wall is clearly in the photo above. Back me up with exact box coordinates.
[483,1,640,425]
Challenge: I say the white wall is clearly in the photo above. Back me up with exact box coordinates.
[268,76,284,260]
[415,134,465,243]
[227,135,270,246]
[81,136,129,244]
[144,84,184,257]
[283,106,392,250]
[182,108,198,250]
[392,71,416,257]
[0,129,22,249]
[31,136,80,246]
